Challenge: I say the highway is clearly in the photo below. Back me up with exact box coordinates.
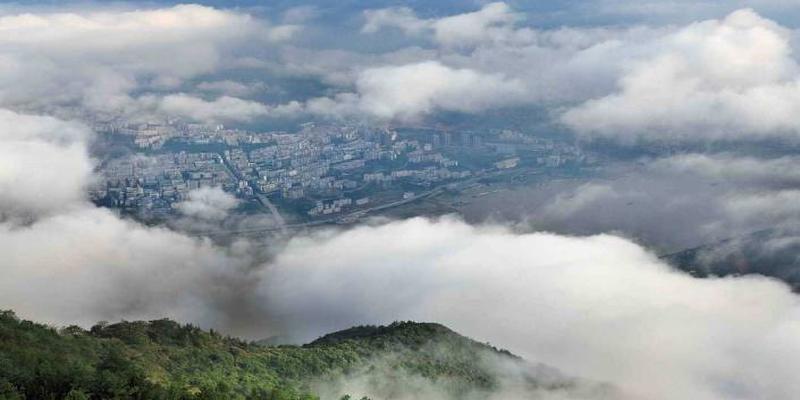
[254,194,288,235]
[196,166,540,238]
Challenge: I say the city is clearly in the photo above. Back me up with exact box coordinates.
[91,119,592,230]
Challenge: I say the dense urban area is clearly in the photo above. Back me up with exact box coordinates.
[91,119,595,229]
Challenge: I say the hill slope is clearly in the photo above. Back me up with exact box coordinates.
[0,311,614,400]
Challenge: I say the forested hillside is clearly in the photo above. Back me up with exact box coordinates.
[0,310,600,400]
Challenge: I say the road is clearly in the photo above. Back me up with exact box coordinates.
[255,194,288,235]
[217,151,288,235]
[197,166,542,238]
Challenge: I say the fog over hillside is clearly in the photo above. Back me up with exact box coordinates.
[4,2,800,399]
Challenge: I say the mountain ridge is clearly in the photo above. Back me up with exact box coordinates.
[0,310,600,400]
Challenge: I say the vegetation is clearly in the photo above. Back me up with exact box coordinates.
[0,311,522,400]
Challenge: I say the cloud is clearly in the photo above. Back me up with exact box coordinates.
[307,61,525,121]
[356,4,800,141]
[646,153,800,237]
[0,109,93,220]
[0,206,271,335]
[455,152,800,257]
[149,94,303,123]
[259,217,800,400]
[0,103,274,337]
[431,2,525,47]
[722,190,800,227]
[319,3,670,122]
[0,5,286,121]
[581,0,800,25]
[282,6,318,24]
[311,348,617,400]
[195,80,266,97]
[7,2,798,133]
[4,104,800,399]
[361,7,430,36]
[10,199,800,399]
[362,2,527,47]
[175,186,240,221]
[538,183,623,221]
[563,9,800,141]
[652,153,800,187]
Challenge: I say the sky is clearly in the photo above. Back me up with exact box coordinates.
[4,1,800,399]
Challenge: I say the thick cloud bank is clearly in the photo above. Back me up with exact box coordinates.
[3,102,800,399]
[0,4,292,123]
[353,3,800,141]
[7,2,800,139]
[8,209,800,399]
[307,61,525,121]
[564,9,800,140]
[0,108,269,334]
[263,218,800,400]
[0,110,93,219]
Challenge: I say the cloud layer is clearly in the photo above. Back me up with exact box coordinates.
[307,61,525,121]
[563,9,800,141]
[4,99,800,400]
[9,200,800,399]
[261,218,800,400]
[8,2,800,139]
[0,110,93,219]
[0,4,293,123]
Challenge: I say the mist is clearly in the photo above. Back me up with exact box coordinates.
[8,200,800,399]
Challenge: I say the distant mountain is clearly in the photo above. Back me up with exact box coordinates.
[663,229,800,290]
[0,311,615,400]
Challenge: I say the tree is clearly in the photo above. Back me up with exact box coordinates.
[64,388,90,400]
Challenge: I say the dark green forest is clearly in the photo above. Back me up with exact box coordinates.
[0,310,540,400]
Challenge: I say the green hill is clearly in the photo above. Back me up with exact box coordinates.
[0,310,610,400]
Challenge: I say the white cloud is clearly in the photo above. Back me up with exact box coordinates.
[195,80,265,97]
[0,110,93,219]
[358,4,800,141]
[563,9,800,141]
[0,106,269,335]
[4,103,800,399]
[538,183,622,220]
[261,217,800,400]
[175,186,239,221]
[362,2,527,48]
[308,61,525,121]
[10,203,800,399]
[362,7,430,36]
[432,2,524,47]
[349,3,675,121]
[584,0,800,24]
[0,5,278,120]
[152,94,302,124]
[0,207,263,333]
